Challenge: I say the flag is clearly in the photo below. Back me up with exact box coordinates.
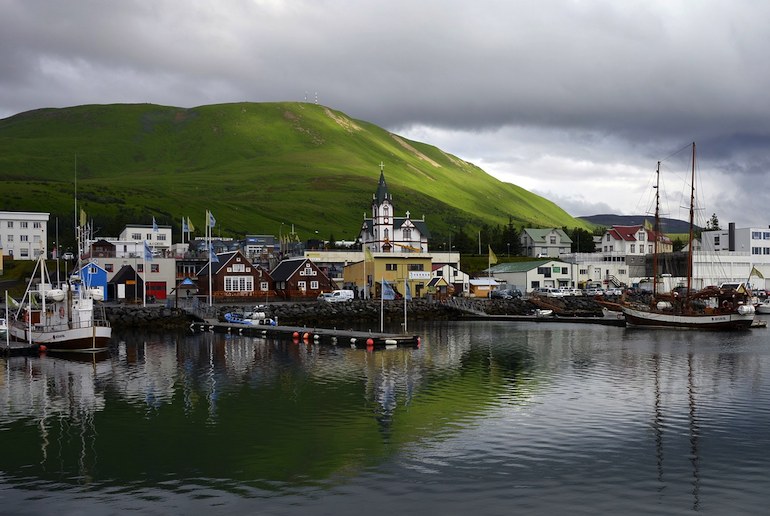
[751,266,764,279]
[405,279,412,300]
[144,240,153,261]
[79,208,87,227]
[382,280,395,300]
[364,246,374,262]
[182,217,189,233]
[6,294,19,308]
[643,219,654,231]
[187,217,195,232]
[207,210,216,228]
[209,244,219,263]
[152,217,159,232]
[488,245,498,265]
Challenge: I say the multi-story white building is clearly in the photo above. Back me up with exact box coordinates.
[0,211,49,260]
[118,224,173,255]
[701,223,770,255]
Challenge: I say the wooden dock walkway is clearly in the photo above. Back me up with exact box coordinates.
[189,320,421,348]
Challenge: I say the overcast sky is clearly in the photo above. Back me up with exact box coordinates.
[2,0,768,228]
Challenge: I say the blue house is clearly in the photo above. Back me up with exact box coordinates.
[77,261,109,301]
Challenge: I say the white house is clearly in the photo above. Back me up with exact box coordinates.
[358,164,430,254]
[599,224,672,255]
[431,263,470,295]
[488,260,576,292]
[0,211,49,260]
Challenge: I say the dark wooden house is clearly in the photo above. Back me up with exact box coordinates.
[197,250,275,301]
[270,257,337,300]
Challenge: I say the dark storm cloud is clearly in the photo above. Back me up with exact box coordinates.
[2,0,770,225]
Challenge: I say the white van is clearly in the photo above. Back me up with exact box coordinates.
[325,289,354,303]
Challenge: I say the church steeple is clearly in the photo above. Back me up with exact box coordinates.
[374,161,391,205]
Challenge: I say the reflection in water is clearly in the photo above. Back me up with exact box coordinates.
[1,321,770,514]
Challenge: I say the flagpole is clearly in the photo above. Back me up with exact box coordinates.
[142,242,147,308]
[363,247,366,301]
[380,276,384,332]
[207,210,213,307]
[403,276,407,334]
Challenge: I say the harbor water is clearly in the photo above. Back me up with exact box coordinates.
[2,319,770,515]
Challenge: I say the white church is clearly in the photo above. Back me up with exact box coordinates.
[358,164,430,253]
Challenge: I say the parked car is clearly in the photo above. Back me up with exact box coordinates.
[585,287,605,296]
[544,288,565,298]
[317,292,333,302]
[61,252,75,260]
[324,289,354,302]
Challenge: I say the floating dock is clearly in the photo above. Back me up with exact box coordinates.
[190,320,421,349]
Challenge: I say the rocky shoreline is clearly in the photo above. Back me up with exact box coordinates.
[105,295,620,329]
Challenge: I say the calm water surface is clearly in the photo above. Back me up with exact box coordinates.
[2,319,770,515]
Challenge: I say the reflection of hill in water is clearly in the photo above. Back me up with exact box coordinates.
[0,325,540,490]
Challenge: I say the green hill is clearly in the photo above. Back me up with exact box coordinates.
[0,102,590,245]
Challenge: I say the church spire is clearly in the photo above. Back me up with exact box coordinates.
[375,161,390,205]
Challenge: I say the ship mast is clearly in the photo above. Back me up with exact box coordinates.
[652,161,661,299]
[686,142,696,304]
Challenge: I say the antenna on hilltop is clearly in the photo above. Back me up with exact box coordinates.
[314,92,318,104]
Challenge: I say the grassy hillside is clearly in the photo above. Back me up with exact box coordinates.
[0,102,590,246]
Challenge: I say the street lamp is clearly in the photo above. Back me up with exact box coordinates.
[507,242,510,257]
[279,222,285,256]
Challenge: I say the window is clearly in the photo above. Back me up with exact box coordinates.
[765,232,770,240]
[151,264,159,273]
[132,233,141,240]
[403,229,412,240]
[638,232,645,241]
[630,244,635,253]
[231,263,245,273]
[606,234,610,241]
[20,235,28,242]
[648,245,653,253]
[407,263,424,271]
[752,231,762,239]
[550,236,556,244]
[7,221,12,228]
[386,263,398,271]
[20,222,28,229]
[146,233,152,240]
[158,234,167,241]
[105,264,114,272]
[33,235,41,243]
[384,228,389,239]
[311,281,319,290]
[138,264,144,273]
[20,248,29,257]
[224,276,254,292]
[298,281,306,291]
[260,281,269,291]
[752,247,761,255]
[537,266,552,277]
[33,222,42,229]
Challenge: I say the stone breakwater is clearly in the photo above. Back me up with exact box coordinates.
[218,296,612,327]
[105,306,197,329]
[104,296,617,330]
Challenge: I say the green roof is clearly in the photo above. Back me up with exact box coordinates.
[487,259,559,273]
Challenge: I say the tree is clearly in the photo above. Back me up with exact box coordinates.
[705,213,720,231]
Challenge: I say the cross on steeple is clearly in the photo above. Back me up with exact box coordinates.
[379,161,384,172]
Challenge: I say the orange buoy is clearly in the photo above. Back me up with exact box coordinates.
[38,345,47,352]
[303,332,310,340]
[293,331,299,338]
[366,338,374,346]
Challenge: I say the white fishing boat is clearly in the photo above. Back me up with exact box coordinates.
[8,255,112,352]
[621,143,755,330]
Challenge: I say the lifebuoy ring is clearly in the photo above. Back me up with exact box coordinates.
[722,300,732,310]
[59,306,65,318]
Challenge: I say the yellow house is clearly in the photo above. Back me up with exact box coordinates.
[343,253,432,299]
